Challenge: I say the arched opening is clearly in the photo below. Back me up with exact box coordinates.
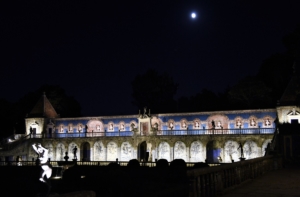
[81,142,90,161]
[138,141,147,162]
[206,141,221,163]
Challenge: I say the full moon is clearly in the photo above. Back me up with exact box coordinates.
[191,13,196,19]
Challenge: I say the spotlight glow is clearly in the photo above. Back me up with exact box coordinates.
[191,13,196,19]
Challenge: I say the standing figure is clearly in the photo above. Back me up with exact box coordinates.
[73,146,78,160]
[32,143,52,183]
[238,142,244,158]
[211,120,215,129]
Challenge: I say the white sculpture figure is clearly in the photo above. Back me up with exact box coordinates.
[32,143,52,183]
[182,121,186,128]
[236,119,242,128]
[250,119,256,126]
[195,121,200,128]
[265,119,271,126]
[109,123,114,131]
[169,122,174,129]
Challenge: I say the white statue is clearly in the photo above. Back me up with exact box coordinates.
[32,143,52,183]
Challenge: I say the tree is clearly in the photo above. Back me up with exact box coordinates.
[228,76,272,109]
[131,69,178,113]
[0,85,81,138]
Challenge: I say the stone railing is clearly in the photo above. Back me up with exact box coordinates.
[0,160,220,168]
[18,128,275,140]
[187,155,282,197]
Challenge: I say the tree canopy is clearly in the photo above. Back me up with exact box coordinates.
[131,69,178,113]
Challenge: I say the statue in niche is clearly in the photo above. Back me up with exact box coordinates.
[250,119,256,126]
[130,123,138,132]
[78,125,82,132]
[194,121,200,128]
[236,119,242,128]
[109,123,114,131]
[96,125,100,131]
[120,124,125,131]
[182,121,186,128]
[69,125,73,132]
[32,143,52,183]
[217,121,222,129]
[60,125,64,133]
[265,119,271,127]
[169,122,174,130]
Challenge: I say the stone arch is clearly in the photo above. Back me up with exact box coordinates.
[86,119,104,132]
[206,140,222,163]
[173,141,187,161]
[94,141,105,161]
[223,140,240,163]
[207,114,229,129]
[158,141,171,161]
[107,141,118,161]
[190,141,205,162]
[80,142,91,161]
[68,142,80,161]
[243,140,259,159]
[56,143,66,161]
[120,142,133,161]
[262,139,272,156]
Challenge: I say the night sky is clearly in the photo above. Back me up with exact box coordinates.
[1,0,300,116]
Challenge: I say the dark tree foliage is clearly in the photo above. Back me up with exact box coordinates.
[228,76,273,109]
[257,53,294,103]
[0,99,15,138]
[0,85,81,138]
[131,69,178,113]
[177,89,230,112]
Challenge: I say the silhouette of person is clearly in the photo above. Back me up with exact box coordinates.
[238,142,244,158]
[211,120,215,129]
[73,146,78,159]
[32,143,52,183]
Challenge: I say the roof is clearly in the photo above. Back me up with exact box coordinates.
[28,93,59,118]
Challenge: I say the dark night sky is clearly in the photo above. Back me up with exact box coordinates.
[1,0,300,116]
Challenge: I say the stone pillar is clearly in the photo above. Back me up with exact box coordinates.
[117,147,121,161]
[186,147,190,162]
[90,147,93,161]
[152,150,155,162]
[170,147,173,162]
